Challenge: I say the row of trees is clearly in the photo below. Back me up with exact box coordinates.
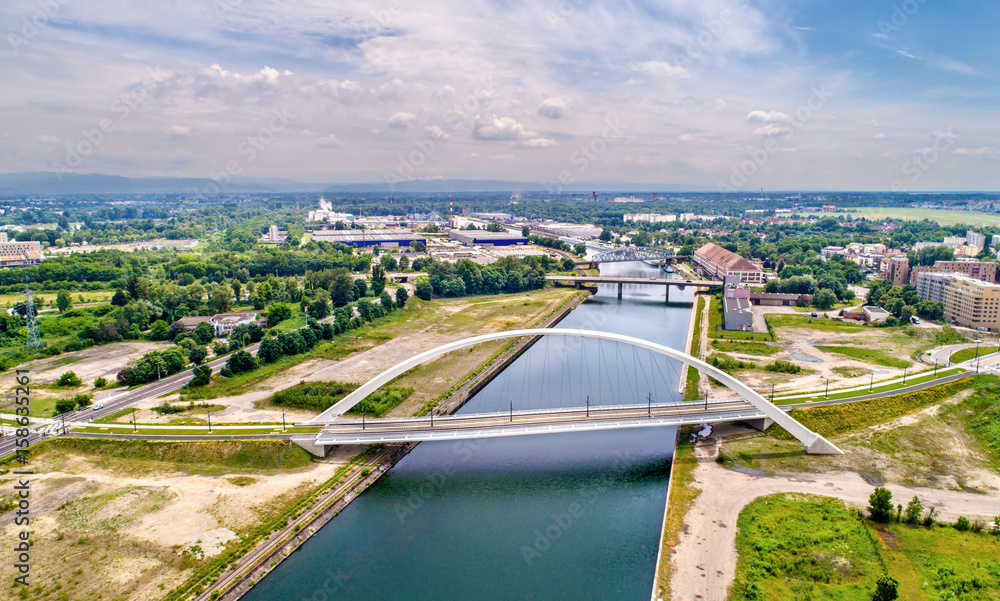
[865,280,945,322]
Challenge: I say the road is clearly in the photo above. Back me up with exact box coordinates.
[0,339,263,459]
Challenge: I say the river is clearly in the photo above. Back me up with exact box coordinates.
[242,259,694,601]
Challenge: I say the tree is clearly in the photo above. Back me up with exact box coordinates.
[813,288,837,310]
[904,496,923,523]
[125,269,149,301]
[189,364,212,387]
[111,289,128,307]
[194,321,215,345]
[872,575,899,601]
[599,228,613,242]
[54,399,77,415]
[57,371,81,387]
[357,298,376,321]
[310,290,331,319]
[573,243,586,256]
[188,346,207,365]
[149,320,171,341]
[399,255,410,270]
[521,226,530,237]
[56,289,72,313]
[226,350,257,375]
[380,253,398,271]
[258,337,284,363]
[329,267,355,307]
[414,277,432,300]
[353,278,369,299]
[868,487,894,523]
[411,241,427,253]
[395,286,408,308]
[371,263,387,296]
[208,283,233,314]
[379,290,394,312]
[267,302,292,325]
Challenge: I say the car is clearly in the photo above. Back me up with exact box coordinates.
[92,404,104,411]
[810,312,818,317]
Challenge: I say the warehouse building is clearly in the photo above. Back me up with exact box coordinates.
[448,230,528,247]
[312,230,427,248]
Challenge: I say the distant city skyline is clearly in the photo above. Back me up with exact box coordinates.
[2,0,999,191]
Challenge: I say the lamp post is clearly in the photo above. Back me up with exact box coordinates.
[824,377,829,399]
[975,339,982,373]
[242,333,249,351]
[869,372,874,392]
[132,407,137,433]
[902,366,907,385]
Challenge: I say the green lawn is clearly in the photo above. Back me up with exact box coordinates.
[710,340,779,356]
[815,345,912,369]
[730,494,884,601]
[950,345,1000,364]
[684,297,705,401]
[730,493,1000,601]
[708,296,772,341]
[765,313,867,333]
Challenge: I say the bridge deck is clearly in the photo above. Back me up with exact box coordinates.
[546,276,722,287]
[311,400,765,444]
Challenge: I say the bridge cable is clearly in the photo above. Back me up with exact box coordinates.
[617,343,634,405]
[640,348,655,405]
[581,336,592,409]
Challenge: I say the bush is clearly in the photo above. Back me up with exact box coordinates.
[267,303,292,325]
[213,341,229,356]
[954,516,971,532]
[867,486,894,523]
[708,353,756,373]
[189,364,212,387]
[155,402,186,415]
[268,381,357,411]
[56,371,82,387]
[764,360,802,374]
[189,346,207,365]
[226,350,257,375]
[93,377,108,389]
[904,496,923,523]
[872,575,899,601]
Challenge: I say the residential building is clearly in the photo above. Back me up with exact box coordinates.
[933,260,998,284]
[210,311,259,337]
[820,246,845,259]
[943,275,1000,332]
[915,271,954,304]
[0,239,42,257]
[623,213,675,223]
[992,235,1000,248]
[885,255,910,287]
[967,231,987,248]
[693,242,765,284]
[261,225,287,243]
[171,316,212,332]
[943,236,967,248]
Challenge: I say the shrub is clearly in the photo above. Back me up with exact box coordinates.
[189,364,212,387]
[923,507,938,527]
[708,353,756,373]
[954,516,971,532]
[93,377,108,389]
[212,341,230,356]
[226,350,257,375]
[872,575,899,601]
[764,360,802,374]
[867,487,894,523]
[189,346,207,365]
[904,496,923,523]
[56,371,82,387]
[155,403,186,415]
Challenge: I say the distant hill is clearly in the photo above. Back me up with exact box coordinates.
[0,172,711,196]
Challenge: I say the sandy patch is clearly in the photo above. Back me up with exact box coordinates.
[28,341,172,386]
[181,527,240,558]
[108,556,162,584]
[669,423,1000,601]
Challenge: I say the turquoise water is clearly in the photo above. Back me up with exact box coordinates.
[242,260,692,601]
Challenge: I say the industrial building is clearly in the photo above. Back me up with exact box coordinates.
[448,230,528,247]
[693,242,765,284]
[312,230,427,248]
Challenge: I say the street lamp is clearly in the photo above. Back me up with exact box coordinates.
[823,377,829,399]
[242,333,249,350]
[975,339,982,373]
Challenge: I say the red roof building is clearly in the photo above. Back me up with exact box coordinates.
[693,242,765,284]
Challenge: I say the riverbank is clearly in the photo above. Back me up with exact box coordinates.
[200,289,592,601]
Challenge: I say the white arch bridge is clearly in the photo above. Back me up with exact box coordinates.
[302,329,842,455]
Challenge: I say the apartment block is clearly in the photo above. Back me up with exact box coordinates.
[915,270,954,304]
[943,275,1000,332]
[885,255,910,287]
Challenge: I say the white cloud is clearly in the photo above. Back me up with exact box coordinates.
[753,124,791,137]
[517,138,558,148]
[629,60,690,78]
[897,49,921,60]
[537,98,568,120]
[317,134,341,148]
[38,135,60,144]
[472,115,535,141]
[678,133,695,142]
[387,112,418,129]
[423,125,450,140]
[167,125,191,136]
[746,111,789,124]
[953,147,999,157]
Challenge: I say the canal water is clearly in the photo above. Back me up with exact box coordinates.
[242,260,694,601]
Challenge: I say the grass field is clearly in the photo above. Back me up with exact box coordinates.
[710,340,779,356]
[774,367,964,404]
[765,313,867,334]
[805,207,1000,227]
[730,494,884,601]
[684,297,705,401]
[12,438,316,474]
[708,296,772,341]
[815,345,912,369]
[730,493,1000,601]
[657,437,698,600]
[950,345,1000,364]
[772,377,974,438]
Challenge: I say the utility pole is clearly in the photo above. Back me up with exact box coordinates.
[586,395,590,417]
[132,407,137,433]
[870,372,874,392]
[824,377,829,399]
[770,383,774,402]
[207,411,211,433]
[281,408,286,432]
[902,366,907,385]
[509,400,513,423]
[647,392,652,417]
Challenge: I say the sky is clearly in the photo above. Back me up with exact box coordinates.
[2,0,999,191]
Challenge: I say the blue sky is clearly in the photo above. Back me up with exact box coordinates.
[1,0,998,190]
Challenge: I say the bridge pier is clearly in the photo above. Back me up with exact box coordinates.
[665,286,669,304]
[617,282,623,299]
[744,417,774,432]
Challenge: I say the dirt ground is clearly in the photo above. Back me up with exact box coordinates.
[668,409,1000,601]
[0,445,358,601]
[145,290,580,424]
